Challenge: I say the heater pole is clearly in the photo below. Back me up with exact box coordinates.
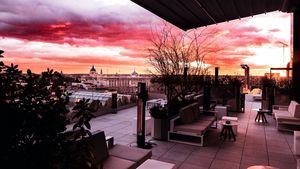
[136,82,151,149]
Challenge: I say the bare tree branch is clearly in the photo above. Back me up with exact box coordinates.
[148,23,222,109]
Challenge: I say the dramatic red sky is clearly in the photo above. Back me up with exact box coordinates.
[0,0,292,76]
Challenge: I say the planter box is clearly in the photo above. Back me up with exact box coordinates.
[151,118,170,141]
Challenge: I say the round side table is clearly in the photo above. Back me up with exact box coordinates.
[252,109,270,123]
[219,121,238,141]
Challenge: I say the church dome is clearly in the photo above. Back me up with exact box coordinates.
[131,69,138,76]
[90,65,97,74]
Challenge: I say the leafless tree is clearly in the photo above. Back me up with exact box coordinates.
[148,23,222,113]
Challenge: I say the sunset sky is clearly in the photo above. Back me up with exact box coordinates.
[0,0,292,76]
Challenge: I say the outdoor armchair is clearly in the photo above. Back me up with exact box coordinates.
[273,100,300,131]
[89,130,152,169]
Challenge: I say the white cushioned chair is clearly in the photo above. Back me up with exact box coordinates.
[273,100,300,131]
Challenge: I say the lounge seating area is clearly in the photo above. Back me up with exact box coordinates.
[169,102,216,146]
[90,130,152,169]
[86,100,298,169]
[273,100,300,131]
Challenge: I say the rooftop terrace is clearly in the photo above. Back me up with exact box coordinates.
[88,101,297,169]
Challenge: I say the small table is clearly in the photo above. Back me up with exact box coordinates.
[247,165,279,169]
[219,121,237,141]
[137,159,175,169]
[253,109,269,123]
[221,116,238,135]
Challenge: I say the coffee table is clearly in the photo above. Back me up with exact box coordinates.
[137,159,175,169]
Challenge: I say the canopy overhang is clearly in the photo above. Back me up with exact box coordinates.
[132,0,300,30]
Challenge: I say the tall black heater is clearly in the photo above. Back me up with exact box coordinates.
[215,67,219,86]
[111,93,117,114]
[136,83,152,149]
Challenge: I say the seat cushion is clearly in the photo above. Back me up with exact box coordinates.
[274,110,292,119]
[109,144,152,166]
[103,156,136,169]
[199,115,215,122]
[288,101,296,115]
[191,102,200,118]
[89,130,109,163]
[179,104,197,124]
[174,122,208,135]
[294,104,300,118]
[193,119,214,127]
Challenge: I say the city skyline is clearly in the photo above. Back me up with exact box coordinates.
[0,0,292,75]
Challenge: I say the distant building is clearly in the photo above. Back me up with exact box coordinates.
[67,66,160,94]
[131,69,138,76]
[90,65,97,74]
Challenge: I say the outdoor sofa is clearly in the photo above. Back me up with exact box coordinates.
[168,102,217,146]
[273,100,300,131]
[89,130,152,169]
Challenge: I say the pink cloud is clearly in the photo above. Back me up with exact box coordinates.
[0,0,291,75]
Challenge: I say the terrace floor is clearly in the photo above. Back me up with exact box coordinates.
[88,101,298,169]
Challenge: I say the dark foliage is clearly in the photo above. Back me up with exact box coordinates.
[0,57,97,169]
[217,75,242,86]
[149,105,168,119]
[260,76,276,87]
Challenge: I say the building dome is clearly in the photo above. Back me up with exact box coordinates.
[90,65,97,74]
[131,69,138,76]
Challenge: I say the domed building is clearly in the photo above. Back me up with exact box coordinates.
[90,65,97,74]
[131,69,138,77]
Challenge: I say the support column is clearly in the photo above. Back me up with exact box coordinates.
[287,62,290,79]
[292,11,300,102]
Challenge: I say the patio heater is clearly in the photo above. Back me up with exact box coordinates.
[240,64,250,89]
[183,64,188,78]
[215,67,219,86]
[136,82,152,149]
[111,92,117,114]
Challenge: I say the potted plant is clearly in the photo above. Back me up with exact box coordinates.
[275,79,291,105]
[261,76,276,111]
[149,105,168,140]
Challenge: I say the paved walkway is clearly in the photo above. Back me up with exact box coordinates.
[88,101,297,169]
